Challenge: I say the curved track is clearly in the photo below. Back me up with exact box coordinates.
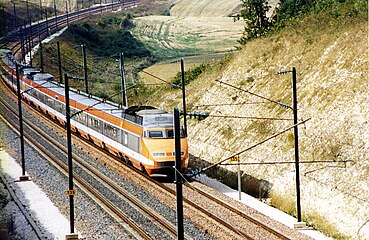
[0,81,181,240]
[0,2,308,238]
[1,0,139,56]
[0,73,300,239]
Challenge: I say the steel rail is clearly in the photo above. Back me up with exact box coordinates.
[0,81,179,240]
[0,169,46,240]
[4,0,139,55]
[184,182,292,240]
[0,76,252,239]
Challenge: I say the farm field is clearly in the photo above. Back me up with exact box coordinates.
[133,0,245,83]
[138,53,226,85]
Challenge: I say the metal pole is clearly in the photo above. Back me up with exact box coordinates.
[39,42,44,72]
[66,2,69,27]
[53,0,57,28]
[174,107,184,240]
[37,20,41,43]
[16,64,29,181]
[64,74,76,235]
[39,0,42,20]
[57,41,63,83]
[20,24,25,63]
[120,52,127,107]
[45,7,49,36]
[13,2,16,30]
[82,44,88,93]
[180,58,187,136]
[238,156,241,200]
[28,28,33,66]
[292,67,302,222]
[26,0,30,25]
[1,6,5,37]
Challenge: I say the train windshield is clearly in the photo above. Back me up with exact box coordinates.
[144,128,185,138]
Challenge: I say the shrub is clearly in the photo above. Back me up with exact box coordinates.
[172,63,210,86]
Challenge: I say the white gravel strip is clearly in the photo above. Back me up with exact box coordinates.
[0,150,80,240]
[195,174,333,240]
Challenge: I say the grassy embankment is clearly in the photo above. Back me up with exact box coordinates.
[31,11,157,103]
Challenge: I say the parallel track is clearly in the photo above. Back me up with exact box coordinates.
[0,80,181,240]
[0,73,295,239]
[0,170,46,240]
[2,2,299,238]
[2,0,139,55]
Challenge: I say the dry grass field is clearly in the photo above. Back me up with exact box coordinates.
[170,0,242,17]
[132,0,244,83]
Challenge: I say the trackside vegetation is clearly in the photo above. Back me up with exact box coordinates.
[238,0,367,44]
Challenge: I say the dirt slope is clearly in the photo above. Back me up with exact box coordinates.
[151,9,369,239]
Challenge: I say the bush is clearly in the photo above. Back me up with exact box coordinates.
[172,63,210,86]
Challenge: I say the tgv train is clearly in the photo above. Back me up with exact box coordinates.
[0,49,189,177]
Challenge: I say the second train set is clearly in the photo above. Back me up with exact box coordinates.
[0,48,189,177]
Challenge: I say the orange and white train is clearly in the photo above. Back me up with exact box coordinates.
[0,49,189,177]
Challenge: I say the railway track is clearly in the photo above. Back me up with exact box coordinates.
[1,70,308,239]
[1,77,310,239]
[0,171,46,240]
[0,81,186,240]
[0,2,312,238]
[1,0,139,55]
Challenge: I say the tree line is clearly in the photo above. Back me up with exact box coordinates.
[238,0,367,44]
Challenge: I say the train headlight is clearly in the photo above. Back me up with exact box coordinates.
[153,152,166,157]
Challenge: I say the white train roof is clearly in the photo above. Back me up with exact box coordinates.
[32,79,174,128]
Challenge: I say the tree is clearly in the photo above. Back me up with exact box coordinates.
[239,0,271,44]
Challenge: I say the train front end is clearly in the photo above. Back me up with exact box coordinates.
[138,109,189,177]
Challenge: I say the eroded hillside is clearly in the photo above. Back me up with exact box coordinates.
[149,4,368,239]
[131,0,244,60]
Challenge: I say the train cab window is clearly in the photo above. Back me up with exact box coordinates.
[166,130,174,138]
[166,129,185,138]
[148,131,163,138]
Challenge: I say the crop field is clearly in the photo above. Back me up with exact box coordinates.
[132,16,244,58]
[132,0,245,83]
[169,0,242,17]
[138,53,225,85]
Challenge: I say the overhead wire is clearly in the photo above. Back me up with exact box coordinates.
[204,114,294,121]
[193,101,267,108]
[216,80,293,110]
